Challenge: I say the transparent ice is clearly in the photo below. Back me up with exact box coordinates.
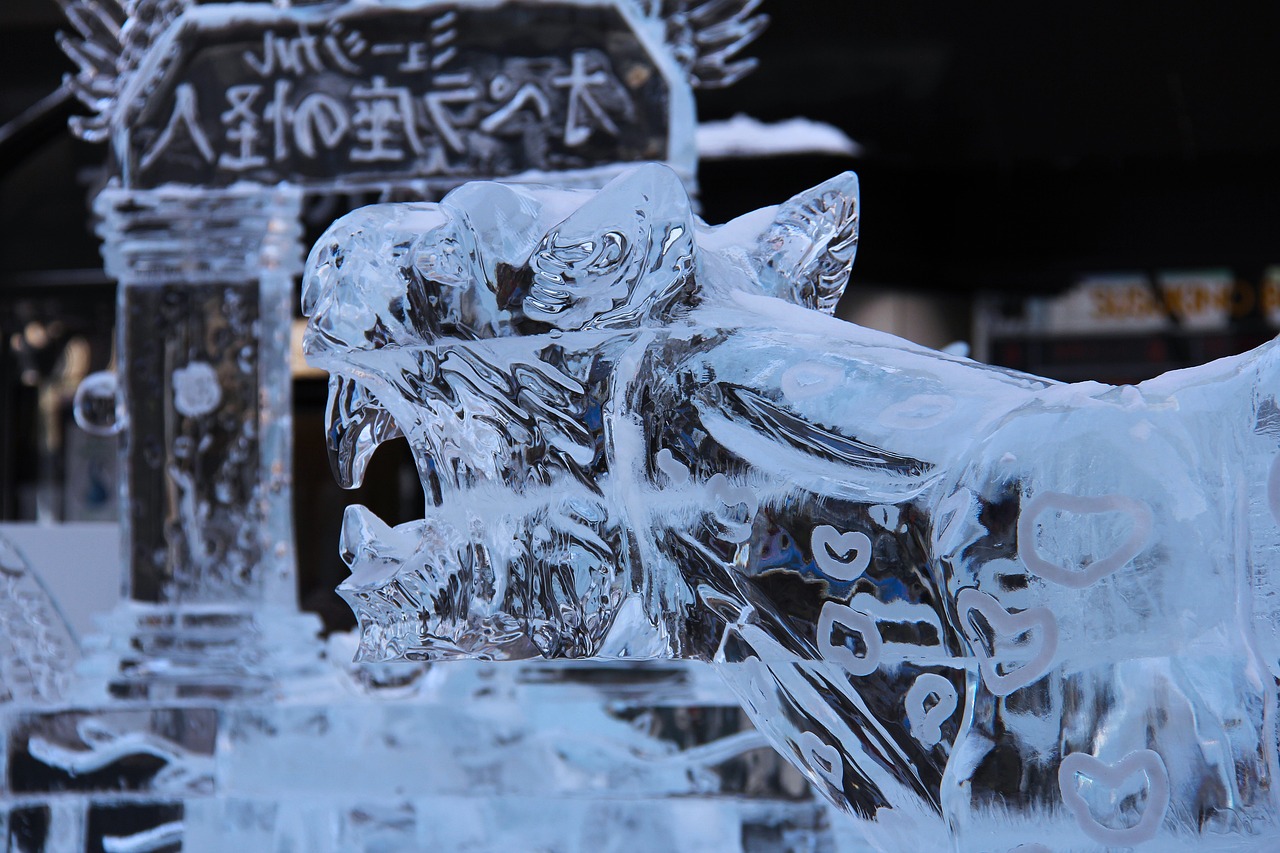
[304,162,1280,851]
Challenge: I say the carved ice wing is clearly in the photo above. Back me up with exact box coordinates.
[652,0,769,89]
[750,171,859,314]
[57,0,190,142]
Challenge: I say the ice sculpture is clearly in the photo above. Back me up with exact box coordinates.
[56,0,764,692]
[304,162,1280,851]
[0,534,78,706]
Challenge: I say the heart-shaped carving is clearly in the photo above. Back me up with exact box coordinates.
[1017,492,1153,589]
[1058,749,1170,845]
[708,473,758,544]
[739,658,776,712]
[957,588,1057,697]
[781,360,842,401]
[797,730,844,790]
[811,525,872,580]
[654,447,690,487]
[905,672,958,748]
[817,600,881,676]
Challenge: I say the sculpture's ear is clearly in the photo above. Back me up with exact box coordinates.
[749,172,859,314]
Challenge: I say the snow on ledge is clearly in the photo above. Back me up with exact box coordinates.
[697,115,862,160]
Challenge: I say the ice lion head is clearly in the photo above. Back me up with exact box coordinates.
[301,163,858,660]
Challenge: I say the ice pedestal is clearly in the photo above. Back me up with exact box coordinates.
[197,657,837,852]
[4,644,840,850]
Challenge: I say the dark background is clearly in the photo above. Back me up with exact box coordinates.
[4,0,1279,625]
[7,1,1280,289]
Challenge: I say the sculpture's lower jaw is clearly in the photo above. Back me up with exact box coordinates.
[335,504,538,662]
[334,472,636,663]
[341,607,542,663]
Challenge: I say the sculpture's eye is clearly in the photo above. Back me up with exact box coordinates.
[536,230,630,285]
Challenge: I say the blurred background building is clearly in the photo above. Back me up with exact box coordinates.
[4,0,1280,631]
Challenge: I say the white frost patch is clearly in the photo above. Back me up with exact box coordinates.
[697,115,861,159]
[172,361,221,418]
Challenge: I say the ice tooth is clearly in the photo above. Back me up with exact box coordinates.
[340,504,410,588]
[326,375,404,488]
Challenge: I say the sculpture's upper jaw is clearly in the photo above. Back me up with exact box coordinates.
[300,163,863,662]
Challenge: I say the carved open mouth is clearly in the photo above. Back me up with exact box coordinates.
[312,314,639,659]
[312,334,629,663]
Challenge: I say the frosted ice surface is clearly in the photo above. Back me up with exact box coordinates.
[0,533,78,704]
[305,163,1280,850]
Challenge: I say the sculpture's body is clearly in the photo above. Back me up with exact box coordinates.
[304,164,1280,851]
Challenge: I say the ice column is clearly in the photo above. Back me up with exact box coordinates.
[75,184,310,698]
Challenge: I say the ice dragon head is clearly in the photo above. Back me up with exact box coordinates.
[302,163,859,661]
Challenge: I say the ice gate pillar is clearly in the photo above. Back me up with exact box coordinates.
[76,184,307,697]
